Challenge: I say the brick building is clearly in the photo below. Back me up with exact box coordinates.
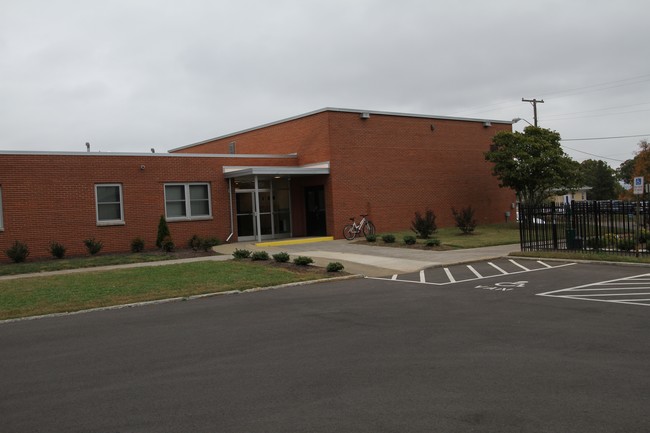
[0,108,515,261]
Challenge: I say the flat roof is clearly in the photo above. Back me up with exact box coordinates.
[170,107,513,152]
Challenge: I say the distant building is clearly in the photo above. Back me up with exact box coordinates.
[550,187,592,205]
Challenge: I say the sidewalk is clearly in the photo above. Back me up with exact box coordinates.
[0,240,521,281]
[213,240,520,277]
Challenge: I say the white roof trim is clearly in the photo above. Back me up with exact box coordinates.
[0,151,297,159]
[170,107,512,152]
[223,162,330,178]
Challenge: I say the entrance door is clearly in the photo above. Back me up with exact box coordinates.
[236,192,255,239]
[236,190,274,241]
[305,186,327,236]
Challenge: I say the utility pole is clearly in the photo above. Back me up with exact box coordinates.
[521,98,544,127]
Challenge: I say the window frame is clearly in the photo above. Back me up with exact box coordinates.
[95,183,125,226]
[164,183,212,221]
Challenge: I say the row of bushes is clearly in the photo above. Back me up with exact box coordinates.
[231,249,344,272]
[5,238,105,263]
[411,206,477,239]
[4,233,221,264]
[365,233,441,247]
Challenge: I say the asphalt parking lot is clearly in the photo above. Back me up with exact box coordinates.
[1,259,649,433]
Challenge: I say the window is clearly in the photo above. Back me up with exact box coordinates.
[95,184,124,225]
[164,183,211,220]
[0,186,4,231]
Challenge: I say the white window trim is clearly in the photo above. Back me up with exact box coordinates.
[95,183,125,226]
[0,186,4,231]
[164,183,212,221]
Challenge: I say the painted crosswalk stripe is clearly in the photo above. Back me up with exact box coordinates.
[488,262,508,274]
[509,259,530,271]
[467,265,483,278]
[420,270,426,283]
[443,267,456,283]
[537,261,553,268]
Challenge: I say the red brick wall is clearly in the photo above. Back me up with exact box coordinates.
[172,112,331,166]
[0,153,294,262]
[324,112,516,236]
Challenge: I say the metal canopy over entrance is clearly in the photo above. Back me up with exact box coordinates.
[224,163,330,242]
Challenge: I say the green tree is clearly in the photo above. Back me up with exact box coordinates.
[579,159,622,200]
[156,215,171,248]
[485,126,581,205]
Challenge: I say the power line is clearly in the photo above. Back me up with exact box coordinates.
[561,133,650,142]
[561,145,626,162]
[450,73,650,116]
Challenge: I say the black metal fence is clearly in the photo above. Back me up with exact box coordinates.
[519,200,650,255]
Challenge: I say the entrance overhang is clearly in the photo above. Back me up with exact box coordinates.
[223,162,330,179]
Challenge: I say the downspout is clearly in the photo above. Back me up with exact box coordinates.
[226,178,234,242]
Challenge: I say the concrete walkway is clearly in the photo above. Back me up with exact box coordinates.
[1,239,520,281]
[213,239,520,277]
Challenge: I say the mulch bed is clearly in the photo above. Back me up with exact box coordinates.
[352,240,454,251]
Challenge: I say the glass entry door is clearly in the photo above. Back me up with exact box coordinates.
[236,190,273,241]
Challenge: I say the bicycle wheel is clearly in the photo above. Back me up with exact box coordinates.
[363,221,376,236]
[343,224,357,240]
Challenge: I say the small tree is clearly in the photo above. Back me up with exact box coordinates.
[156,215,171,248]
[485,126,582,205]
[451,206,477,235]
[411,209,437,239]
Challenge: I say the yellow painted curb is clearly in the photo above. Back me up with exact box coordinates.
[255,236,334,247]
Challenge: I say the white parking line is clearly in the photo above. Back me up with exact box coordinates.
[369,262,577,286]
[467,265,483,278]
[443,268,456,283]
[509,259,530,271]
[537,273,650,307]
[488,262,508,274]
[537,261,553,268]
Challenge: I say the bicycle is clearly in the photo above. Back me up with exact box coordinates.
[343,214,376,240]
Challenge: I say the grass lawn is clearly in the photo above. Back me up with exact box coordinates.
[363,223,520,249]
[0,251,198,277]
[0,260,334,320]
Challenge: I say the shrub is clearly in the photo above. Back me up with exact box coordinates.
[585,237,605,250]
[83,238,103,255]
[233,248,252,259]
[189,235,202,251]
[365,233,377,242]
[639,229,649,244]
[272,252,290,263]
[326,262,344,272]
[251,251,270,261]
[156,215,171,248]
[603,233,618,247]
[452,206,477,234]
[131,237,145,253]
[49,241,66,259]
[617,237,636,251]
[6,240,29,263]
[201,237,221,252]
[403,235,416,245]
[293,256,314,266]
[411,209,437,239]
[382,234,396,243]
[161,236,175,252]
[425,238,441,247]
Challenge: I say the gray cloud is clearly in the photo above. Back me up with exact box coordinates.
[1,0,649,165]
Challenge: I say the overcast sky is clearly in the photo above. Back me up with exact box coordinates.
[1,0,649,167]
